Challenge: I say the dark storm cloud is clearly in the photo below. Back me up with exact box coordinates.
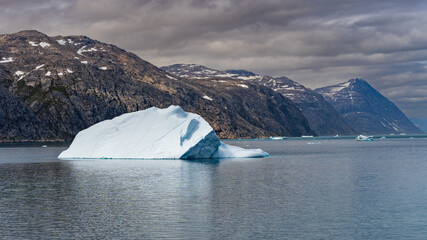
[1,0,427,118]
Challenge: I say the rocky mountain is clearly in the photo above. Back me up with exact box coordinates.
[0,85,55,142]
[161,64,239,79]
[0,30,314,142]
[315,78,424,135]
[162,64,357,136]
[247,76,356,136]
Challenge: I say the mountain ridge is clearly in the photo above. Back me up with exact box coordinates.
[315,78,424,135]
[162,63,357,136]
[0,30,314,142]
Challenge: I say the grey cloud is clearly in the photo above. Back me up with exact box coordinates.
[0,0,426,118]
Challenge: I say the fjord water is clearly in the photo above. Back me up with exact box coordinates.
[1,138,426,239]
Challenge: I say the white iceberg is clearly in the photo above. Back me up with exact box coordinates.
[356,134,373,141]
[58,105,268,159]
[212,143,268,158]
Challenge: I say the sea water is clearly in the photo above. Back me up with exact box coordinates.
[0,138,426,239]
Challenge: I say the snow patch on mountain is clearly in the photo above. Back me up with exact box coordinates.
[16,70,29,81]
[28,41,51,48]
[39,42,50,48]
[28,41,38,47]
[236,76,260,80]
[166,75,177,80]
[77,46,98,55]
[203,95,213,101]
[57,39,66,45]
[35,64,45,70]
[0,57,13,63]
[161,64,243,79]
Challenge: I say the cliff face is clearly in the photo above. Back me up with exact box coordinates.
[316,79,424,135]
[0,30,314,142]
[162,64,356,136]
[0,84,55,142]
[250,76,357,136]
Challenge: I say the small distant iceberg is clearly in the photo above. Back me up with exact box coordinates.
[270,136,287,140]
[212,143,268,158]
[356,135,373,141]
[58,106,269,159]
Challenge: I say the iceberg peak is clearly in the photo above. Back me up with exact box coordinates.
[58,105,268,159]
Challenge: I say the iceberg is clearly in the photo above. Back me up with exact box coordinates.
[356,134,373,141]
[212,143,268,158]
[58,106,268,159]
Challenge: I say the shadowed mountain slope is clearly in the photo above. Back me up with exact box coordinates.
[162,64,356,136]
[316,78,423,135]
[0,30,314,142]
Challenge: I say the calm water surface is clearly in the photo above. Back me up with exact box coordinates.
[0,138,426,239]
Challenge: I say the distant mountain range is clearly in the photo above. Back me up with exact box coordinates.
[0,30,314,142]
[162,64,356,136]
[0,30,422,142]
[316,79,424,135]
[162,64,423,136]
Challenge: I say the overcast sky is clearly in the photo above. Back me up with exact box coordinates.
[1,0,427,119]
